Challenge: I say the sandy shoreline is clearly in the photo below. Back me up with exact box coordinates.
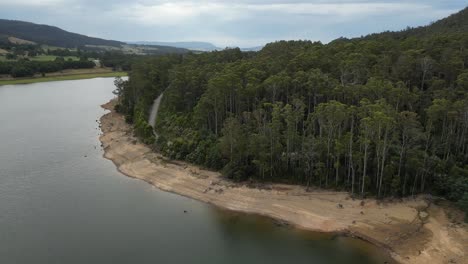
[0,68,127,85]
[99,99,467,264]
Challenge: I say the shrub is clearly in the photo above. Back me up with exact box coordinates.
[11,65,34,77]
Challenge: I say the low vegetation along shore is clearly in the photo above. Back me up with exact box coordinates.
[0,68,127,85]
[100,99,467,264]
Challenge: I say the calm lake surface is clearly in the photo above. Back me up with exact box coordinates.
[0,78,394,264]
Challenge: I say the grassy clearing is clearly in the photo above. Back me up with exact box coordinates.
[0,71,127,85]
[40,45,76,51]
[0,55,81,62]
[30,55,80,61]
[0,55,13,61]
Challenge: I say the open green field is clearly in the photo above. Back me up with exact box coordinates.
[0,55,12,61]
[0,71,127,85]
[40,44,77,51]
[0,55,81,62]
[30,55,80,61]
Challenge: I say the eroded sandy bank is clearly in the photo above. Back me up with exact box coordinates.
[99,99,467,264]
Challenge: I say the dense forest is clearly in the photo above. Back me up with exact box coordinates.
[115,8,468,216]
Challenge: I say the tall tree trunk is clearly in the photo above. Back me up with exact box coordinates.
[335,157,339,186]
[399,147,406,195]
[349,118,355,194]
[378,128,389,197]
[270,133,273,179]
[214,97,218,136]
[361,143,368,196]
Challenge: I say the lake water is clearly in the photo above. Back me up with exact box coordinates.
[0,78,394,264]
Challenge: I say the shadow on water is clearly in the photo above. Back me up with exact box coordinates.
[210,208,397,264]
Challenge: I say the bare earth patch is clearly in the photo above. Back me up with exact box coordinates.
[8,36,36,45]
[100,99,468,264]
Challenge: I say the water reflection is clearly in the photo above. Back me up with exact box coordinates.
[211,209,396,264]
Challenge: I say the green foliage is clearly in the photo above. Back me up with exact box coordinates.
[5,53,16,60]
[0,59,95,77]
[10,64,34,77]
[117,9,468,200]
[133,105,155,145]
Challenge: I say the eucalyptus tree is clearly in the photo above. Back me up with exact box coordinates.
[397,111,423,195]
[313,101,349,186]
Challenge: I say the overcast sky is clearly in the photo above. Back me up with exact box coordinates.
[0,0,466,47]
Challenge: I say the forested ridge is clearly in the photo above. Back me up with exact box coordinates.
[0,19,123,48]
[365,6,468,41]
[115,8,468,216]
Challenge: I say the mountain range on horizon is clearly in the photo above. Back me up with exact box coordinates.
[127,41,264,52]
[127,41,219,51]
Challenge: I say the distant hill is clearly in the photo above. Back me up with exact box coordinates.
[0,19,123,48]
[129,41,219,51]
[240,46,264,52]
[119,44,189,55]
[0,19,191,55]
[129,41,265,52]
